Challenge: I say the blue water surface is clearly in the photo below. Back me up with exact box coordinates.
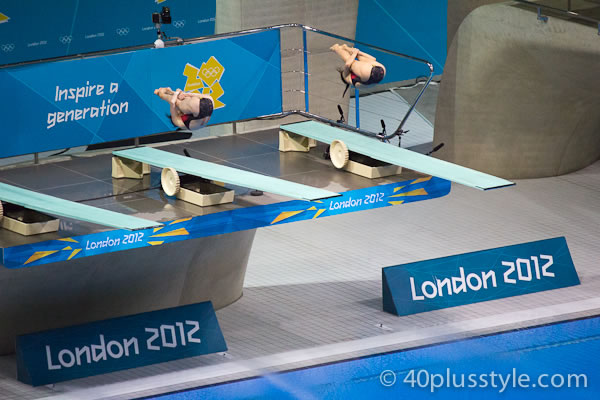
[147,316,600,399]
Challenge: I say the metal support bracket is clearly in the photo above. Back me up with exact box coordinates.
[537,7,549,23]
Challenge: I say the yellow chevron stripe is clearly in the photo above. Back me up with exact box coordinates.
[271,210,304,224]
[58,238,79,243]
[148,241,164,246]
[62,246,72,251]
[313,209,326,219]
[390,188,428,197]
[393,186,406,193]
[67,249,81,260]
[150,228,189,238]
[307,206,317,211]
[0,13,9,23]
[170,217,192,225]
[411,176,432,185]
[388,201,405,206]
[25,251,59,265]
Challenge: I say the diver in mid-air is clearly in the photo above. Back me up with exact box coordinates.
[154,87,214,130]
[331,43,386,96]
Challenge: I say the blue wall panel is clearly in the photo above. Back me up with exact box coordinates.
[0,0,216,65]
[355,0,447,82]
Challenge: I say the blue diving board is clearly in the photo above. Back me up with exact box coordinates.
[281,121,515,191]
[113,147,340,201]
[0,183,162,231]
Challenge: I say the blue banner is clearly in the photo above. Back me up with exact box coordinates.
[2,176,450,269]
[383,237,580,316]
[16,301,227,386]
[355,0,447,82]
[0,29,282,158]
[0,0,216,66]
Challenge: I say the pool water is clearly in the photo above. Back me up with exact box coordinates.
[148,316,600,399]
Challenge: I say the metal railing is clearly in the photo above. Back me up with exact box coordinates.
[275,24,434,141]
[513,0,600,33]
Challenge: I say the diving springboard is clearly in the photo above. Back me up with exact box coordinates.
[0,182,162,231]
[281,121,515,190]
[112,147,340,201]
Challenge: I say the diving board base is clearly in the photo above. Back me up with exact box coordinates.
[279,128,401,179]
[0,203,59,236]
[176,177,235,207]
[278,130,317,152]
[112,156,148,179]
[343,160,402,179]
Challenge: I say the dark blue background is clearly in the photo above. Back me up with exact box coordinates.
[355,0,447,82]
[0,0,216,65]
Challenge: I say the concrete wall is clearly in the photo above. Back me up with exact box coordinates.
[214,0,359,134]
[447,0,506,49]
[0,230,256,354]
[435,3,600,178]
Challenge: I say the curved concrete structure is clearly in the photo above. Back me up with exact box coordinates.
[0,229,256,354]
[435,3,600,179]
[447,0,505,49]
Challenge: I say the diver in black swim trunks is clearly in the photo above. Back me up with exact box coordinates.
[154,87,214,129]
[331,43,386,96]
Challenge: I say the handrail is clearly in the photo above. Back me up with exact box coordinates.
[292,25,433,139]
[0,23,433,70]
[513,0,600,28]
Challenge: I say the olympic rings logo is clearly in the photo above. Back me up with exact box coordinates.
[1,43,15,52]
[116,27,130,36]
[173,20,186,28]
[202,67,221,78]
[59,35,72,44]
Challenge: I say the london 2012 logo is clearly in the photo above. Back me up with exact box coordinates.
[182,56,225,109]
